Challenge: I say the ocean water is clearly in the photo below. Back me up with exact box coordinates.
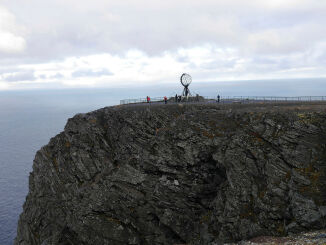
[0,89,122,245]
[0,78,325,244]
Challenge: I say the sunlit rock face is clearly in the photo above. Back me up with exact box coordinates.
[15,103,326,245]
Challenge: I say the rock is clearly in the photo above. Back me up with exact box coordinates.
[15,104,326,245]
[319,206,326,217]
[226,229,326,245]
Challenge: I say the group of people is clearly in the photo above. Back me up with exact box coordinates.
[146,96,168,104]
[145,94,221,104]
[175,94,182,103]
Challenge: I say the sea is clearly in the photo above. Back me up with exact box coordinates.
[0,78,325,244]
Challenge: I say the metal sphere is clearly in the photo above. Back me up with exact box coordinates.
[180,73,192,87]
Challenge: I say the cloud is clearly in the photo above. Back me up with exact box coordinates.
[4,71,36,82]
[2,0,324,59]
[49,73,64,79]
[0,6,26,54]
[0,32,26,54]
[0,0,326,90]
[72,68,113,78]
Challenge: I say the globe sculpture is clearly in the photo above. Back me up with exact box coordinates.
[180,73,192,97]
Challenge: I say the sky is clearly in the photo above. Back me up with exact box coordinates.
[0,0,326,90]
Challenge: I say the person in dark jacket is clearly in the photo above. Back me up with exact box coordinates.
[175,94,178,103]
[178,95,182,103]
[217,94,220,103]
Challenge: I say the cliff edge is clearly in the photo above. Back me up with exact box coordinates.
[15,103,326,244]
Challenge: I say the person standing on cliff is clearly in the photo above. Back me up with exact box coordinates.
[217,94,220,103]
[147,96,151,103]
[164,96,167,104]
[175,94,178,103]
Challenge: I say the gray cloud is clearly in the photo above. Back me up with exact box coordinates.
[0,67,20,75]
[0,0,326,87]
[5,71,36,82]
[1,0,325,59]
[201,59,238,70]
[39,74,46,79]
[50,73,64,79]
[72,69,113,78]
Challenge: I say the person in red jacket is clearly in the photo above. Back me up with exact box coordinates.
[147,96,151,103]
[164,96,167,104]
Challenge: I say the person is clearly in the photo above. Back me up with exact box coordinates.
[147,96,150,103]
[217,94,220,103]
[164,96,167,104]
[175,94,178,103]
[178,95,182,103]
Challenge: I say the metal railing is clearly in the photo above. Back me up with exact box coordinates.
[120,96,326,105]
[120,97,165,105]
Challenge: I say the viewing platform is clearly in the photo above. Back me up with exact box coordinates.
[120,95,326,105]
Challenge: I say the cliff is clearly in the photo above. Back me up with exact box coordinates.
[15,103,326,245]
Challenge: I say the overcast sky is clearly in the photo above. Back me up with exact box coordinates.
[0,0,326,90]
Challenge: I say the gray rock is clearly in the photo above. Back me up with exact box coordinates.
[15,104,326,244]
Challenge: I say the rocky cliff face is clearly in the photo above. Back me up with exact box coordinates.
[15,103,326,245]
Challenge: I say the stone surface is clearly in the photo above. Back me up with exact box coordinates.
[226,229,326,244]
[15,103,326,244]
